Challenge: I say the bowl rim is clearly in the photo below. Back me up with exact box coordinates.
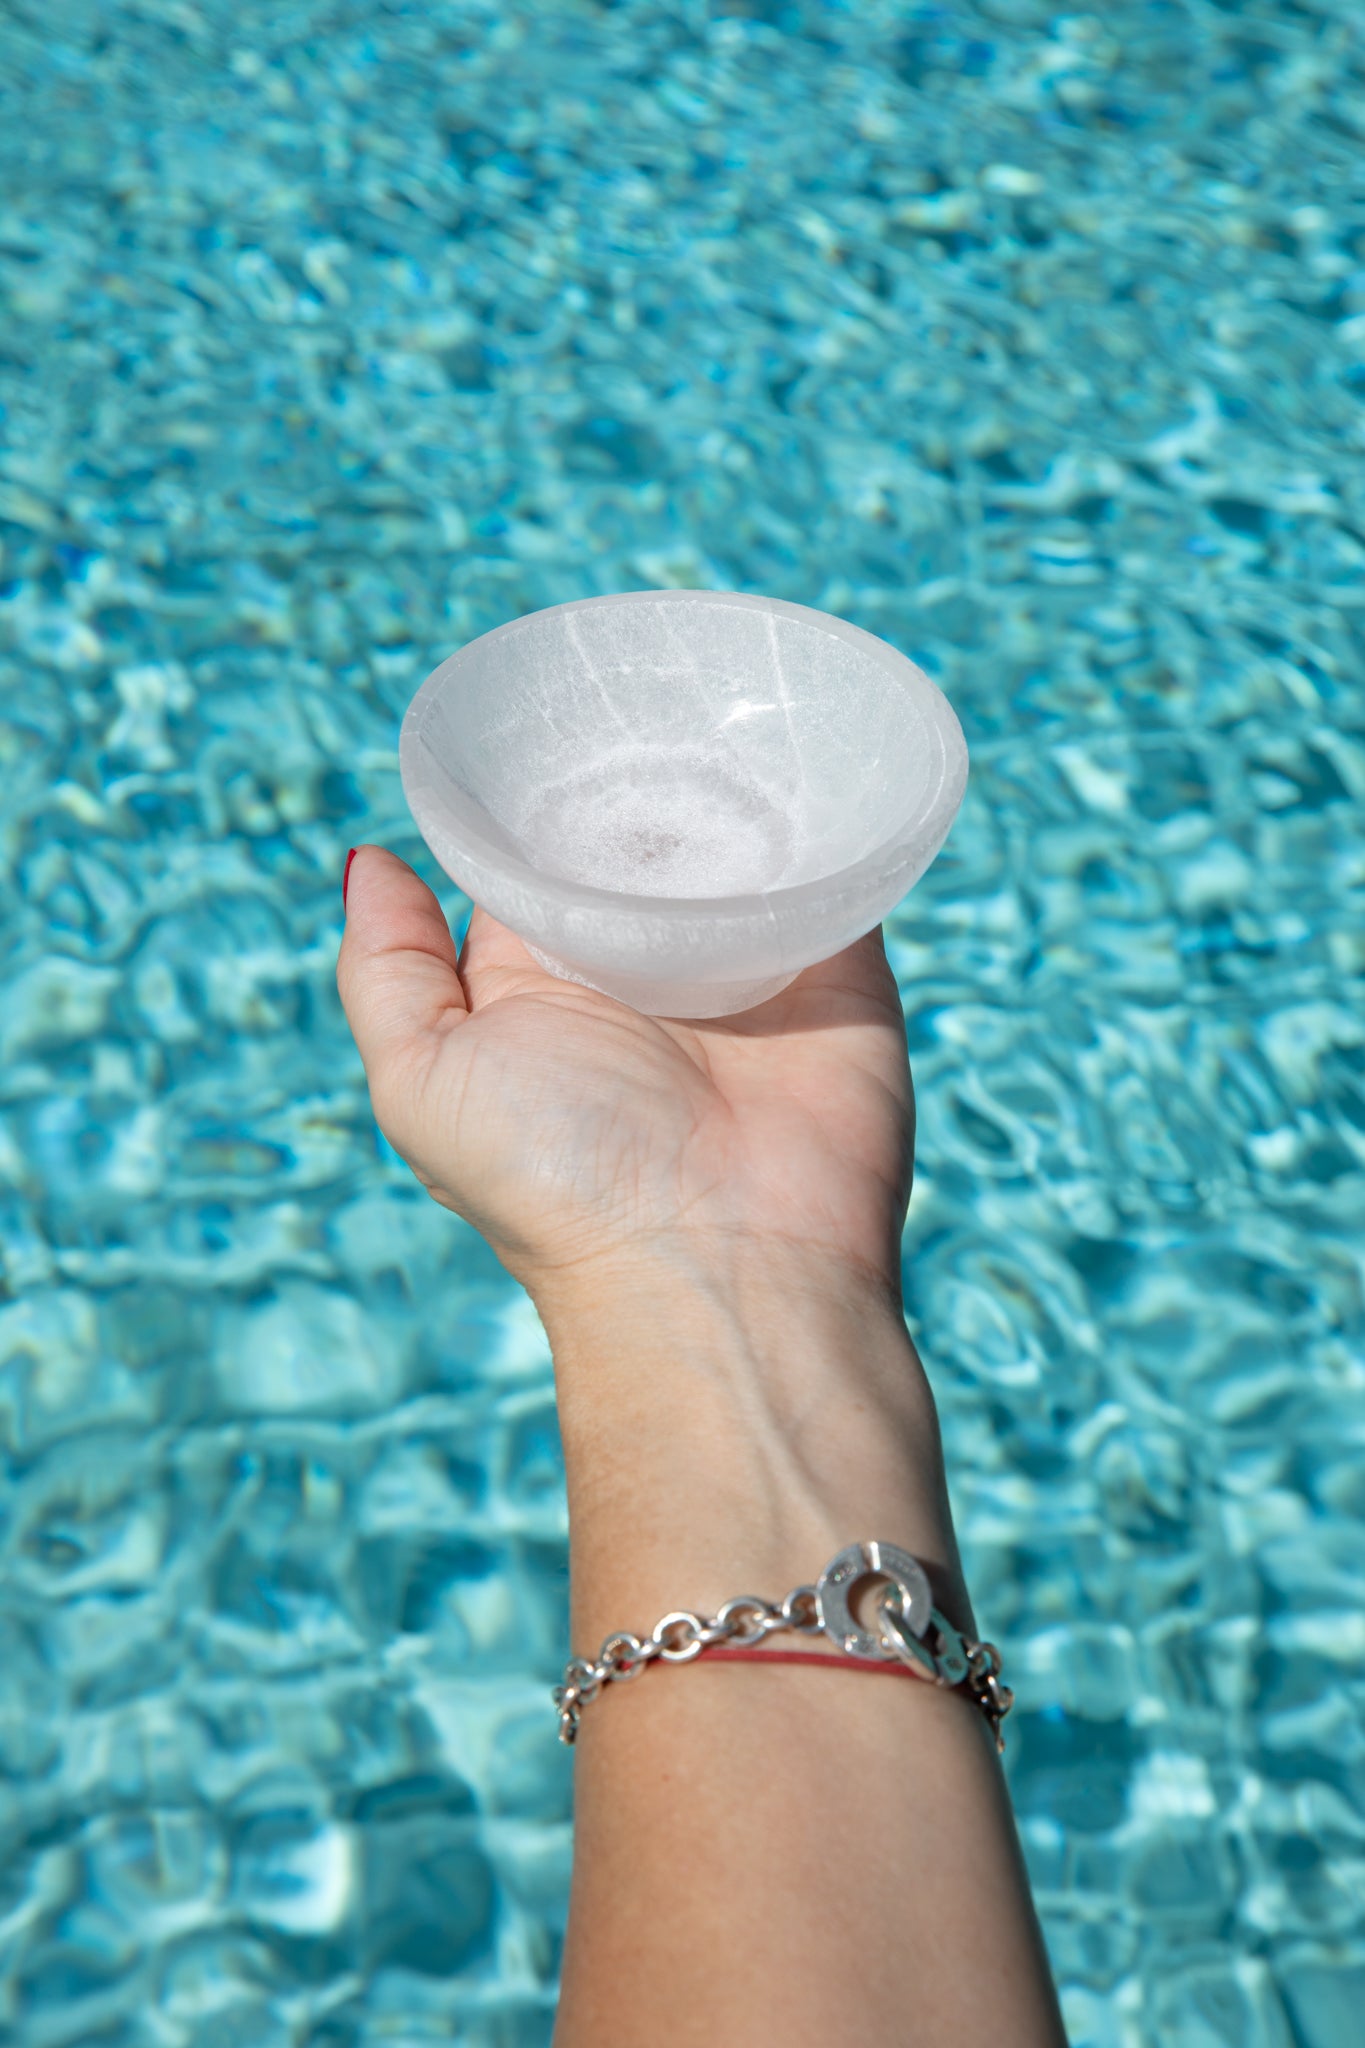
[399,587,968,927]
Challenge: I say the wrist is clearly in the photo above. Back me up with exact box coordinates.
[531,1233,905,1367]
[527,1240,966,1647]
[533,1238,922,1464]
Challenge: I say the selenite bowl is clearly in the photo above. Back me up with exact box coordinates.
[399,589,968,1019]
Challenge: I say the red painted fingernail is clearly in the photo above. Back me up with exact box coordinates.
[342,847,357,907]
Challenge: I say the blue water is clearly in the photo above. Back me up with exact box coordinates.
[2,2,1363,2041]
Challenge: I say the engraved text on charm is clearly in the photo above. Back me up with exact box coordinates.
[816,1540,933,1661]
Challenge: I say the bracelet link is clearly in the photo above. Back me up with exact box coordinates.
[651,1610,708,1661]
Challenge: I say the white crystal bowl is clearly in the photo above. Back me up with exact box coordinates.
[399,589,968,1018]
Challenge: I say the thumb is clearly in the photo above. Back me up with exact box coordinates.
[336,846,469,1089]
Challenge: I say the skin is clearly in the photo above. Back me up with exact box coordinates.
[338,845,1067,2047]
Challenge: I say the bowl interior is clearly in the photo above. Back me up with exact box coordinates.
[408,593,952,900]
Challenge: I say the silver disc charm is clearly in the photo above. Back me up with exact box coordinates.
[816,1540,934,1661]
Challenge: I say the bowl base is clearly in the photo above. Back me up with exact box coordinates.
[525,943,799,1019]
[511,744,797,898]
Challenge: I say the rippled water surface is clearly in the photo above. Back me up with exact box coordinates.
[3,2,1364,2042]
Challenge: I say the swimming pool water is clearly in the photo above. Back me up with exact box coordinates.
[2,2,1363,2042]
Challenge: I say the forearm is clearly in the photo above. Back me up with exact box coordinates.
[535,1248,1065,2048]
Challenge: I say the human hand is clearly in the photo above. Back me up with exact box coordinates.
[336,845,915,1319]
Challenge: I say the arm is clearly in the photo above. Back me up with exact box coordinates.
[544,1261,1060,2047]
[338,846,1066,2048]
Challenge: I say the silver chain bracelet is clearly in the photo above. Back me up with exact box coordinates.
[554,1539,1014,1750]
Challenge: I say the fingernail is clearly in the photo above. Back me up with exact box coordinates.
[342,847,357,908]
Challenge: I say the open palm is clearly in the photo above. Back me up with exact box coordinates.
[338,848,916,1307]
